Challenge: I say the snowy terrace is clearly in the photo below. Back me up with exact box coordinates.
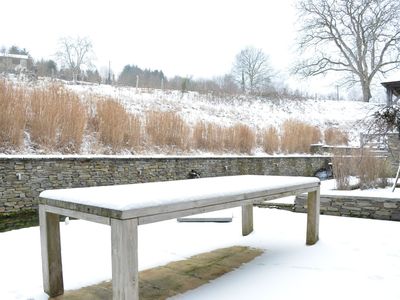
[2,202,400,299]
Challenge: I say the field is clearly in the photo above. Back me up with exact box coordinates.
[0,77,380,155]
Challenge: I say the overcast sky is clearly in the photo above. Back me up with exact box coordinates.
[1,0,364,96]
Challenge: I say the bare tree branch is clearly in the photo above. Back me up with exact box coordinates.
[56,36,94,82]
[232,47,274,94]
[294,0,400,102]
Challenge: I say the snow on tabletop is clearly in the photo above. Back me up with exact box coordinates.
[39,175,319,211]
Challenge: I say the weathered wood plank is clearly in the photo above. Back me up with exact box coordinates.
[242,204,254,236]
[122,183,320,219]
[138,198,256,225]
[252,186,319,202]
[138,188,319,225]
[111,218,139,300]
[306,188,320,245]
[39,176,320,220]
[39,205,64,297]
[43,204,110,225]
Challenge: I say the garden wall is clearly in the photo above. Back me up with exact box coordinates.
[0,155,330,215]
[295,194,400,221]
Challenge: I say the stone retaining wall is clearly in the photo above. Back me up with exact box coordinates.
[0,155,330,215]
[295,193,400,221]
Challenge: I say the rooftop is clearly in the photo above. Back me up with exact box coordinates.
[0,53,29,60]
[382,78,400,98]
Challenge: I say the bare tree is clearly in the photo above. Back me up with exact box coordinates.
[295,0,400,102]
[56,36,94,82]
[232,47,273,94]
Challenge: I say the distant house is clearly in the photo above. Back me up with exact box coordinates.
[381,81,400,105]
[0,53,32,73]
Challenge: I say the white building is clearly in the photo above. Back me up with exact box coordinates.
[0,53,32,72]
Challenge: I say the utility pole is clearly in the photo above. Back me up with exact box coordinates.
[107,60,111,85]
[336,85,339,100]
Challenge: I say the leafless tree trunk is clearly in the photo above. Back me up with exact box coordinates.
[232,47,273,94]
[56,36,94,82]
[295,0,400,102]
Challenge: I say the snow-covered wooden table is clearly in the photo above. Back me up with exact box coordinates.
[39,175,320,300]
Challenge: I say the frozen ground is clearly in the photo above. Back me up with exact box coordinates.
[1,207,400,300]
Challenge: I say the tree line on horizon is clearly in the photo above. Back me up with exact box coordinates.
[1,42,300,98]
[2,0,400,102]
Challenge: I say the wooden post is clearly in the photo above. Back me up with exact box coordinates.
[39,205,64,297]
[242,204,253,236]
[306,188,320,245]
[111,218,139,300]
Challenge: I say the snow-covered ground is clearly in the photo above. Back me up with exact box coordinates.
[2,207,400,300]
[68,83,379,146]
[4,75,383,153]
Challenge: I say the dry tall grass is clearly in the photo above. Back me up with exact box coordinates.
[57,91,87,152]
[0,80,27,149]
[226,124,256,154]
[28,85,86,152]
[260,126,280,154]
[95,99,141,152]
[193,122,225,152]
[357,151,391,189]
[145,111,190,150]
[332,149,391,190]
[1,82,355,155]
[331,151,355,190]
[280,119,321,153]
[193,122,256,154]
[324,127,349,145]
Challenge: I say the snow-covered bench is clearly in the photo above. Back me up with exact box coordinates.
[39,175,320,300]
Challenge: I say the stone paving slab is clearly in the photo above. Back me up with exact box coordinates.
[52,246,263,300]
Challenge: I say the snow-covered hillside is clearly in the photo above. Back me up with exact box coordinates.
[1,76,384,155]
[69,83,380,146]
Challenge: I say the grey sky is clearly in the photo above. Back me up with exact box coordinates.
[1,0,355,96]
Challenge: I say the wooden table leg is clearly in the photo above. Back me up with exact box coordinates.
[39,204,64,297]
[111,218,139,300]
[306,187,320,245]
[242,204,254,236]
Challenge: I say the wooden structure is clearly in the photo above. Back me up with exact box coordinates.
[381,80,400,105]
[39,175,320,300]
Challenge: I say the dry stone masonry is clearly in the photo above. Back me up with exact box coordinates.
[295,194,400,221]
[0,156,329,215]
